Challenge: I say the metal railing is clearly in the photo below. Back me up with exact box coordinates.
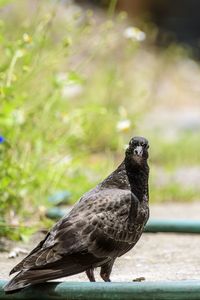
[1,280,200,300]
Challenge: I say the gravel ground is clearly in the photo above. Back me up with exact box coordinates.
[1,202,200,282]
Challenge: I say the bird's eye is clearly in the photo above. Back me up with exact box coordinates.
[143,143,149,149]
[131,141,137,147]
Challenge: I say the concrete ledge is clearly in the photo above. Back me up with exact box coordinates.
[1,280,200,300]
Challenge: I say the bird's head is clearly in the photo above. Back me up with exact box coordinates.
[125,136,149,165]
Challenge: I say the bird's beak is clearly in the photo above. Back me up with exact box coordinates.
[133,145,143,157]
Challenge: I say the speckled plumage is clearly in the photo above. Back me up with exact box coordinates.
[4,136,150,293]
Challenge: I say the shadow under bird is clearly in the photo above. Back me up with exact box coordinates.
[4,136,150,293]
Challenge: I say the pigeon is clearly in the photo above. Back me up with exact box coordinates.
[4,136,150,293]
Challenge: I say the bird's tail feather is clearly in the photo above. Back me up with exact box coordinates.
[4,265,85,293]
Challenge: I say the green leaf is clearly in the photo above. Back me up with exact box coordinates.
[0,0,14,7]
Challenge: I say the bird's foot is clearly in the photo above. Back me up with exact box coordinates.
[86,268,96,282]
[100,272,111,282]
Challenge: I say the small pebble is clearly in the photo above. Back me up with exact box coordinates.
[8,247,28,259]
[132,277,146,282]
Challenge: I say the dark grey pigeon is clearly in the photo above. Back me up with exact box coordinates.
[4,136,150,293]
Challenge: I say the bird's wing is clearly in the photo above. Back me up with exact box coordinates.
[84,188,142,258]
[5,189,142,292]
[10,188,138,275]
[10,210,89,275]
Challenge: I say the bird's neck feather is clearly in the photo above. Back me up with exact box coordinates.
[125,159,149,202]
[100,160,149,202]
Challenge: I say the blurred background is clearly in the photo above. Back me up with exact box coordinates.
[0,0,200,240]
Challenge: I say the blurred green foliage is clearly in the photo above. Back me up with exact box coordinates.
[0,0,139,239]
[0,0,199,239]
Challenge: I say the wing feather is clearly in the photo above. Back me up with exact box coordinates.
[9,188,140,280]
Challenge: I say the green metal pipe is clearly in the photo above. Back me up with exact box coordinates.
[46,207,67,219]
[144,219,200,233]
[46,208,200,234]
[1,280,200,300]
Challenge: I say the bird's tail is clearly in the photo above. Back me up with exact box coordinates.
[4,251,102,293]
[4,264,86,294]
[4,268,65,293]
